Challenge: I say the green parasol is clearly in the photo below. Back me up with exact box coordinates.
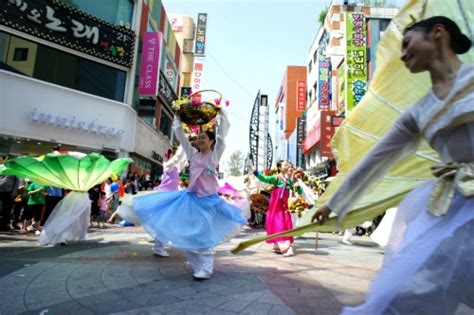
[2,152,132,191]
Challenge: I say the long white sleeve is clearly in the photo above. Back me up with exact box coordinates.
[328,110,421,220]
[163,145,188,172]
[297,179,318,205]
[172,116,197,160]
[212,108,230,164]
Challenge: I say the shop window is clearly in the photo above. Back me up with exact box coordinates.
[159,109,172,139]
[131,155,152,173]
[59,0,133,27]
[0,32,126,102]
[13,48,28,61]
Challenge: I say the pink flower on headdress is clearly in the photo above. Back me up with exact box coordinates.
[225,100,230,107]
[192,125,200,134]
[214,98,221,105]
[191,99,199,106]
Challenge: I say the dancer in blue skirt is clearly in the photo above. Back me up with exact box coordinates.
[133,109,247,280]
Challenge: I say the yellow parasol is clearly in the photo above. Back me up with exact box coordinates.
[232,0,474,254]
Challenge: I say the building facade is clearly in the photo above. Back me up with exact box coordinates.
[131,0,183,179]
[274,66,307,163]
[303,0,398,177]
[1,0,138,160]
[168,14,196,94]
[0,0,190,182]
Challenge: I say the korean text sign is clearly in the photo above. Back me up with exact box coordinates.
[192,59,205,91]
[321,111,336,158]
[318,60,331,110]
[296,81,306,111]
[2,0,135,67]
[345,12,367,111]
[195,13,207,56]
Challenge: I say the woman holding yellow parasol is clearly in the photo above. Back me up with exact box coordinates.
[313,15,473,315]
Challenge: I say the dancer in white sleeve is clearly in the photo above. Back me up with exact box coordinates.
[313,16,473,314]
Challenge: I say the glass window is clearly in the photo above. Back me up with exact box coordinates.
[59,0,134,27]
[0,32,126,102]
[159,109,172,139]
[13,48,28,61]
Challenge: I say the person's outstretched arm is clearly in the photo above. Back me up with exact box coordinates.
[313,110,421,224]
[252,171,278,186]
[172,116,197,160]
[163,145,187,171]
[212,108,230,164]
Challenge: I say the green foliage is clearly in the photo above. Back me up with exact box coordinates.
[226,150,245,176]
[319,7,329,25]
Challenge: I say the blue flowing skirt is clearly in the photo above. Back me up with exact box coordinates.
[133,190,248,251]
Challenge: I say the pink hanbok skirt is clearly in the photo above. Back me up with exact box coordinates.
[265,187,294,244]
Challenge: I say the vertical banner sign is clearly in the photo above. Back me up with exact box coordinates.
[296,81,306,111]
[345,13,367,111]
[165,59,177,91]
[138,32,162,96]
[318,59,331,110]
[321,111,336,158]
[296,117,306,167]
[191,58,205,92]
[195,13,208,56]
[280,104,286,131]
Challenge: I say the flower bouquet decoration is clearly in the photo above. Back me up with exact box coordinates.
[172,89,225,126]
[2,152,132,245]
[249,193,269,213]
[287,196,309,218]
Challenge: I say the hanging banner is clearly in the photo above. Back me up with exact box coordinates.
[296,80,306,111]
[195,13,207,56]
[165,59,178,91]
[318,60,331,110]
[158,71,177,106]
[138,32,162,96]
[321,110,336,158]
[191,58,205,91]
[296,117,306,167]
[345,12,367,111]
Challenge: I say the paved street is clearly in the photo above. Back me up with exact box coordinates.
[0,226,384,315]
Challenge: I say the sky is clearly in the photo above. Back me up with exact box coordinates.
[162,0,332,172]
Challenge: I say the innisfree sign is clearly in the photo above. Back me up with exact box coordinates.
[30,108,125,138]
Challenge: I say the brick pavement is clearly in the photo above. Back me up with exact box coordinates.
[0,226,383,314]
